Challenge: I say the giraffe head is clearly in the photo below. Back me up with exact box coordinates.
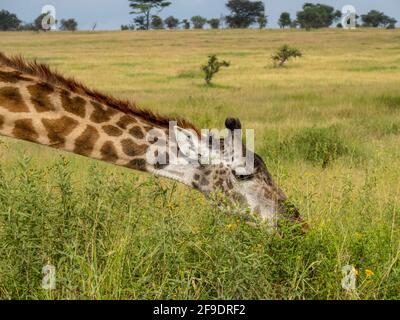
[165,117,307,230]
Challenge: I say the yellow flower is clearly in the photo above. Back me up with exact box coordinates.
[353,267,359,276]
[166,202,178,210]
[365,269,374,277]
[227,223,237,231]
[251,243,263,251]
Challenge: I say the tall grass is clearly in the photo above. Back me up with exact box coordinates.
[0,29,400,299]
[0,154,398,299]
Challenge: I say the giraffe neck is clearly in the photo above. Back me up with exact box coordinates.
[0,65,170,176]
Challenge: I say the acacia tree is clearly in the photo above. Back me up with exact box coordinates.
[361,10,397,29]
[129,0,171,30]
[34,13,48,31]
[296,3,341,30]
[257,15,267,29]
[225,0,265,28]
[0,10,21,31]
[134,16,146,30]
[272,44,302,67]
[208,18,221,29]
[164,16,179,29]
[278,12,292,28]
[181,19,191,29]
[151,15,164,29]
[191,16,207,29]
[121,24,135,30]
[60,19,78,31]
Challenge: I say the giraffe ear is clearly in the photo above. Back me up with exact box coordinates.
[225,117,242,131]
[173,126,201,161]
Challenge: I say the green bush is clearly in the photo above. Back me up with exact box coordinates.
[272,44,302,67]
[280,127,349,167]
[201,54,230,85]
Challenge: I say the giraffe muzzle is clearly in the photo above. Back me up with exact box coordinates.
[278,200,309,234]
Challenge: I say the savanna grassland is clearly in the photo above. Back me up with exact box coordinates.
[0,29,399,300]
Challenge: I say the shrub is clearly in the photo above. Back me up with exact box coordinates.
[201,55,230,85]
[272,44,302,67]
[280,127,349,167]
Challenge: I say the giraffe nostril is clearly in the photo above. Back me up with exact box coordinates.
[278,200,309,233]
[279,200,300,219]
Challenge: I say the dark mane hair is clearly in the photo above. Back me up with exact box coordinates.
[0,51,200,134]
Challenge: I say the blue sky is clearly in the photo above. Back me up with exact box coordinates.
[0,0,399,30]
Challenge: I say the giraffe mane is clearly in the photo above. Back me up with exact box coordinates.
[0,51,200,135]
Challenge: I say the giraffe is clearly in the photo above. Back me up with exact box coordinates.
[0,52,308,232]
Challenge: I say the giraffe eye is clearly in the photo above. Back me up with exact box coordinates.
[233,170,254,181]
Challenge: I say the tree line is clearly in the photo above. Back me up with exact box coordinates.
[124,0,397,31]
[0,10,78,31]
[0,1,397,31]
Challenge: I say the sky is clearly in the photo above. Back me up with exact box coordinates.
[0,0,399,30]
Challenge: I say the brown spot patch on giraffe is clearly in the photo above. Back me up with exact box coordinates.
[200,177,209,186]
[0,115,4,130]
[60,90,86,118]
[121,138,147,157]
[101,141,119,163]
[27,82,56,113]
[116,114,137,129]
[102,125,123,137]
[192,181,200,190]
[42,116,79,148]
[0,70,32,83]
[13,119,38,142]
[0,86,29,112]
[90,101,118,124]
[74,125,99,156]
[129,126,145,139]
[143,125,154,132]
[127,158,147,171]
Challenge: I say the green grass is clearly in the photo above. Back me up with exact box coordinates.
[0,29,400,299]
[1,155,398,299]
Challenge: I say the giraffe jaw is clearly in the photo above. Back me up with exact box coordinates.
[148,163,199,188]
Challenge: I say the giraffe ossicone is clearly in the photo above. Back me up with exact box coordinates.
[0,51,308,232]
